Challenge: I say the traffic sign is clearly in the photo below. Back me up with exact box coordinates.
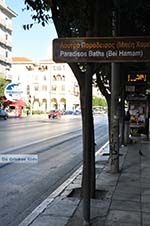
[53,36,150,63]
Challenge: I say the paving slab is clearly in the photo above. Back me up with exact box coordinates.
[105,222,140,226]
[90,199,110,218]
[141,194,150,203]
[110,200,141,212]
[96,172,119,186]
[43,197,80,217]
[30,215,69,226]
[112,191,140,202]
[106,210,141,224]
[118,173,140,182]
[141,202,150,213]
[141,187,150,195]
[142,212,150,225]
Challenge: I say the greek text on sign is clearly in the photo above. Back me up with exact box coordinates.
[53,37,150,63]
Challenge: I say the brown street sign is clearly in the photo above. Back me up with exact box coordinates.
[53,36,150,63]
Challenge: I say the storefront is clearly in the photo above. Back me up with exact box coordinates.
[3,99,26,117]
[3,82,27,117]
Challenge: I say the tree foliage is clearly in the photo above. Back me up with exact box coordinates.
[23,0,150,98]
[92,96,107,107]
[0,78,9,104]
[0,78,9,96]
[23,0,150,35]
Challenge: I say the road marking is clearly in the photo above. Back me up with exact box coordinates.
[18,141,109,226]
[1,130,82,154]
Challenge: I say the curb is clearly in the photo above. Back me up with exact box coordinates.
[18,141,109,226]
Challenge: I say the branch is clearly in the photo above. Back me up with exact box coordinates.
[96,72,110,102]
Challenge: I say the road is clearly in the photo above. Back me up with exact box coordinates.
[0,114,108,226]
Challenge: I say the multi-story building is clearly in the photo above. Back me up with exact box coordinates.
[0,0,16,78]
[50,62,80,111]
[11,57,80,113]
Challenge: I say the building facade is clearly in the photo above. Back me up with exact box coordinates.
[10,57,80,113]
[50,63,80,111]
[0,0,16,78]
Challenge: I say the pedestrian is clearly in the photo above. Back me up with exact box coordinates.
[125,110,130,122]
[124,110,131,145]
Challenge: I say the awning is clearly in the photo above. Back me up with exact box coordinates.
[3,99,27,107]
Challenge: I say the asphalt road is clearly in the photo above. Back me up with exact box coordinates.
[0,114,108,226]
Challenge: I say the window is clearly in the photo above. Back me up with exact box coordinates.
[62,75,65,81]
[42,85,47,91]
[51,85,57,91]
[56,74,61,80]
[53,65,62,71]
[34,84,39,91]
[53,75,56,81]
[27,85,30,95]
[5,51,8,58]
[43,75,47,81]
[61,85,65,91]
[34,75,38,81]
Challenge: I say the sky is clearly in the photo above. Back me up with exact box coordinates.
[6,0,58,61]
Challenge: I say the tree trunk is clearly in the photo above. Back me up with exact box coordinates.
[109,63,120,173]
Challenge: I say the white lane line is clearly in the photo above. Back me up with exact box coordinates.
[1,130,82,154]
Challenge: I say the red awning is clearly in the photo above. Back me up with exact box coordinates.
[3,99,27,107]
[16,99,27,107]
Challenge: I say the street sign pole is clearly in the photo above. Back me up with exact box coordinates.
[82,63,92,225]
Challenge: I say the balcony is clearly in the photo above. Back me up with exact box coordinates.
[0,20,12,31]
[6,21,12,30]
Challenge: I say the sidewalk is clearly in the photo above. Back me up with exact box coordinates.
[19,138,150,226]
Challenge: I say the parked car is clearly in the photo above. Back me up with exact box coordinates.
[0,109,8,120]
[73,110,81,115]
[64,110,74,115]
[48,110,63,119]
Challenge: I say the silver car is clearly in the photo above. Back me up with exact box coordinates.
[0,109,8,120]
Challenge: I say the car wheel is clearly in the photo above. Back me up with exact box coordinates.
[4,116,7,120]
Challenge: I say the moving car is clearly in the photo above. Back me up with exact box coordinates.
[48,110,63,119]
[0,109,8,120]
